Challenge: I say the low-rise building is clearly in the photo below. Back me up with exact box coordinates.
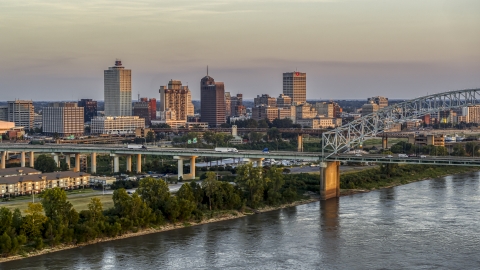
[0,171,90,197]
[91,116,145,135]
[89,176,117,186]
[0,167,41,178]
[408,133,445,146]
[296,118,342,129]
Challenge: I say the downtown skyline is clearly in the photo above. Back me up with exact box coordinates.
[0,0,479,101]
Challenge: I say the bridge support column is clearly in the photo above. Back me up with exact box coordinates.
[136,154,141,173]
[1,151,6,169]
[29,152,34,167]
[382,136,388,149]
[110,154,119,173]
[247,158,264,168]
[52,154,60,167]
[65,155,71,169]
[298,134,303,152]
[177,158,183,180]
[74,153,80,172]
[20,151,25,167]
[174,156,197,180]
[126,155,132,173]
[91,153,96,174]
[320,161,340,200]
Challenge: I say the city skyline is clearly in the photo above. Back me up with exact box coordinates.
[0,0,479,101]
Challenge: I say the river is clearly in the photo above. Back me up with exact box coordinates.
[2,171,480,269]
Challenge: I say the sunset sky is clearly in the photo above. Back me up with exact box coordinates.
[0,0,479,101]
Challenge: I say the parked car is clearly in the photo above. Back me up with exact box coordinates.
[420,155,427,158]
[355,153,362,157]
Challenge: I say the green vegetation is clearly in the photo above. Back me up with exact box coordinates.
[0,164,308,258]
[340,164,478,190]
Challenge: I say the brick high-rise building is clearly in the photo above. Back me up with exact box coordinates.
[230,94,245,116]
[159,80,193,121]
[283,71,306,105]
[254,94,277,107]
[200,73,225,127]
[78,99,97,123]
[104,60,132,116]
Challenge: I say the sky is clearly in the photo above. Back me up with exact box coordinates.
[0,0,479,101]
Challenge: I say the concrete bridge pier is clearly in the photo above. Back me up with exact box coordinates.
[74,153,80,172]
[126,155,132,172]
[91,152,96,174]
[29,151,34,167]
[319,161,340,200]
[136,154,142,173]
[1,151,6,169]
[65,154,71,169]
[110,154,120,173]
[297,134,303,152]
[174,156,197,180]
[20,151,25,167]
[52,153,60,167]
[382,136,388,149]
[247,158,264,168]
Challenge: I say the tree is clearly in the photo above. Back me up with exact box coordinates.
[0,207,13,235]
[451,144,467,156]
[235,163,264,208]
[34,154,57,172]
[249,132,263,143]
[136,177,171,215]
[267,127,281,142]
[146,131,155,143]
[87,197,104,224]
[202,172,219,210]
[41,188,79,244]
[465,142,479,156]
[264,166,284,205]
[22,203,47,239]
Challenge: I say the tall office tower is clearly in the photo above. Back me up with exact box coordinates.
[283,71,306,105]
[159,80,194,121]
[368,96,389,109]
[200,73,226,127]
[7,100,34,129]
[42,102,84,136]
[104,60,132,116]
[225,92,232,117]
[133,97,156,125]
[78,99,98,123]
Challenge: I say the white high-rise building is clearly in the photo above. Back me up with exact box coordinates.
[42,102,84,136]
[104,60,132,117]
[283,71,306,105]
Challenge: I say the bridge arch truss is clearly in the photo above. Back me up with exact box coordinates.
[322,88,480,158]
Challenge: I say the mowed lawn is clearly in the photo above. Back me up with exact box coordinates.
[1,194,114,212]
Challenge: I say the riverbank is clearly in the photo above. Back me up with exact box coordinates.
[0,197,319,263]
[339,165,480,196]
[2,165,476,263]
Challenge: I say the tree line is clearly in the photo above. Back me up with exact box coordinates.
[0,163,307,257]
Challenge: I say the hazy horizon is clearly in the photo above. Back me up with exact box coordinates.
[1,0,479,101]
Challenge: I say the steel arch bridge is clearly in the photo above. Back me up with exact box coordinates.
[322,88,480,158]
